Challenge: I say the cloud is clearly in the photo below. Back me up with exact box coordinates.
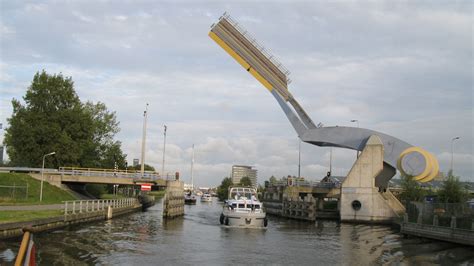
[0,1,472,185]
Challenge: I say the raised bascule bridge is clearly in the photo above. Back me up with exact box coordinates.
[209,13,439,223]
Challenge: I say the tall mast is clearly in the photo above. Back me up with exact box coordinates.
[191,144,195,190]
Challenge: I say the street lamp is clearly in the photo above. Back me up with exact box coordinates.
[162,125,167,180]
[140,103,149,178]
[350,119,359,128]
[450,136,460,176]
[40,151,56,202]
[350,119,360,158]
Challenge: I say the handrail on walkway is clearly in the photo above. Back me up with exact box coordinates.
[59,167,161,180]
[63,198,138,215]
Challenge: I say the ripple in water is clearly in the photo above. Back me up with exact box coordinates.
[1,198,473,265]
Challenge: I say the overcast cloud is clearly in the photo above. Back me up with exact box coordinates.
[0,1,472,186]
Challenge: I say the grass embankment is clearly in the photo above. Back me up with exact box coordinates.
[0,172,75,205]
[0,210,63,224]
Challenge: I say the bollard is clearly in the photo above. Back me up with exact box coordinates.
[451,216,457,229]
[107,205,113,219]
[86,201,89,212]
[64,201,68,216]
[73,201,76,214]
[80,201,83,213]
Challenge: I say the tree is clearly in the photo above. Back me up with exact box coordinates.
[3,71,126,168]
[239,176,252,187]
[217,177,233,201]
[399,175,425,202]
[438,175,468,203]
[269,175,277,184]
[127,164,156,172]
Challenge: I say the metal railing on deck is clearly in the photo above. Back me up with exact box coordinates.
[63,198,138,215]
[59,167,161,180]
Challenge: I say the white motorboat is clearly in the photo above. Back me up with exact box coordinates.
[201,193,212,202]
[184,192,197,205]
[219,187,268,228]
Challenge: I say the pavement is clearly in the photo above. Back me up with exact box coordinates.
[0,204,63,211]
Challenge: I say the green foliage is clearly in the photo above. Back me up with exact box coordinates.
[3,70,126,169]
[239,176,252,186]
[85,184,108,198]
[399,175,425,202]
[127,164,156,172]
[269,175,277,184]
[438,175,468,203]
[217,177,233,201]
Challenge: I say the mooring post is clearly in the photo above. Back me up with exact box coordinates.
[450,216,457,229]
[107,205,113,219]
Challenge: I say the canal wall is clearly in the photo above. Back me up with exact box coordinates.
[162,180,184,218]
[0,198,141,240]
[263,189,339,221]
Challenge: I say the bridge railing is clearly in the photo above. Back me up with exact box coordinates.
[59,167,161,180]
[63,198,138,215]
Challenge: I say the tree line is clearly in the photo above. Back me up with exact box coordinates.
[3,71,127,169]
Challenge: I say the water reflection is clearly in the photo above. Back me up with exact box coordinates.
[1,198,473,265]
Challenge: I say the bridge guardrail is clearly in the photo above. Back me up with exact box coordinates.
[59,167,161,180]
[63,198,138,215]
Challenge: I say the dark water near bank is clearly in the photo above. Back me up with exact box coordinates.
[1,198,473,265]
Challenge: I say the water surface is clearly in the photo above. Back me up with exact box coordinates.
[1,198,473,265]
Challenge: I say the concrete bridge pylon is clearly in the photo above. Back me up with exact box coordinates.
[340,135,405,223]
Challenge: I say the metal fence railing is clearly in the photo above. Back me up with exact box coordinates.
[59,167,161,180]
[63,198,138,215]
[0,183,28,201]
[406,202,474,230]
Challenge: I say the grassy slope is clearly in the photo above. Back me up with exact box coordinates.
[0,172,76,205]
[0,210,63,224]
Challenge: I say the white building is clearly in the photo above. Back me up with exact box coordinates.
[231,165,257,187]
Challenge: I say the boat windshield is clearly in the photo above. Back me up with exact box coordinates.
[229,187,257,200]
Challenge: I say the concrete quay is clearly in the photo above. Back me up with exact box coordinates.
[0,198,142,240]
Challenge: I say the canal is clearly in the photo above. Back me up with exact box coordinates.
[1,198,474,265]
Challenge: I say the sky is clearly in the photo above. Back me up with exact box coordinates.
[0,1,472,186]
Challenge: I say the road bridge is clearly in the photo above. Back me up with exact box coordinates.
[1,167,167,187]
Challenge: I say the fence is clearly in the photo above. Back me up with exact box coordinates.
[406,202,474,230]
[63,198,138,215]
[0,183,28,201]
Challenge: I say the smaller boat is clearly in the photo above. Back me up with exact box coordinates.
[201,193,212,202]
[184,191,197,205]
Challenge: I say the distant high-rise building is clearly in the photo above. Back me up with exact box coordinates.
[231,165,257,187]
[133,158,139,167]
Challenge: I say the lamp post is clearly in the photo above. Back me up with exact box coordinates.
[162,125,167,179]
[350,119,360,158]
[298,139,301,178]
[140,103,149,178]
[40,151,56,202]
[329,147,333,176]
[450,136,460,176]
